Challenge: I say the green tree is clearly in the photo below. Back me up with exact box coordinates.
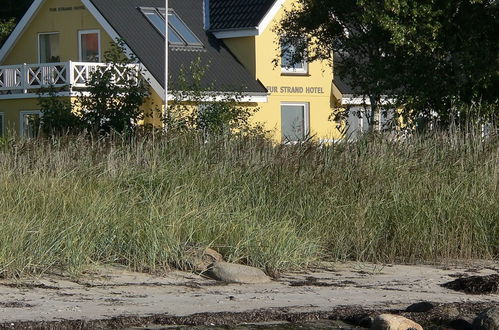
[365,0,498,124]
[277,0,498,127]
[0,18,15,46]
[75,40,150,135]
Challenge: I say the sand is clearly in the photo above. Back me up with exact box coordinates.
[0,261,498,328]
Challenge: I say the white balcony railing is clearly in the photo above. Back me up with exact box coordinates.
[0,61,140,95]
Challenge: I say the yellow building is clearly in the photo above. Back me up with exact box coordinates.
[0,0,351,142]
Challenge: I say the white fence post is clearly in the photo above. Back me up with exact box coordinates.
[68,61,73,93]
[22,63,28,94]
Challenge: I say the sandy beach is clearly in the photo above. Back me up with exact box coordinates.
[1,261,498,329]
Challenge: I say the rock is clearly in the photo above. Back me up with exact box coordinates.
[447,318,473,330]
[185,247,223,272]
[372,314,423,330]
[472,307,499,330]
[406,301,436,313]
[344,313,374,328]
[206,261,271,284]
[442,274,499,294]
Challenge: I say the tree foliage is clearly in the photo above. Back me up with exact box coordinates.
[38,86,81,136]
[277,0,498,126]
[75,41,150,135]
[0,18,15,46]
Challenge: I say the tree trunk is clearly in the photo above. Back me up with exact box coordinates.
[368,95,378,132]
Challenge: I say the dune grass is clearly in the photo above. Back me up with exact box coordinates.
[0,129,497,278]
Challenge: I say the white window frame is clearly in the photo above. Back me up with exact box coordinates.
[20,110,42,138]
[280,102,310,143]
[38,32,60,63]
[78,29,101,62]
[281,42,308,75]
[0,112,4,137]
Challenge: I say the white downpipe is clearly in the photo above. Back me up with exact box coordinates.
[164,0,169,132]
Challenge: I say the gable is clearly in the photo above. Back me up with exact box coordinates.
[209,0,276,30]
[0,0,114,65]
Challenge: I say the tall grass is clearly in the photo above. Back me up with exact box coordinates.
[0,129,497,278]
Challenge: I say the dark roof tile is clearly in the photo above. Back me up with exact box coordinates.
[209,0,276,30]
[89,0,267,94]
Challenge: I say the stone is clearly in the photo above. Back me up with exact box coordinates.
[472,307,499,330]
[206,261,271,284]
[447,318,473,330]
[372,314,423,330]
[185,247,223,273]
[406,301,436,313]
[345,313,374,328]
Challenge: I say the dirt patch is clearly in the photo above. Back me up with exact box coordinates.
[0,283,60,290]
[442,274,499,294]
[288,276,355,287]
[0,302,34,308]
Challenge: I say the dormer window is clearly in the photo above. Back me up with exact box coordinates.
[140,7,203,49]
[281,39,308,75]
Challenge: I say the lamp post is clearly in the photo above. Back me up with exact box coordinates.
[164,0,169,132]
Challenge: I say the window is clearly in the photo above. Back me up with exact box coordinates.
[345,107,369,140]
[281,40,307,74]
[39,33,60,63]
[79,30,100,62]
[20,111,42,139]
[140,8,203,48]
[0,113,4,137]
[281,103,309,142]
[166,11,203,46]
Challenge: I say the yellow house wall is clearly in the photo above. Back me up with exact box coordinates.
[222,0,340,141]
[0,98,41,136]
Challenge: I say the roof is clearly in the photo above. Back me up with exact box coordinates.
[333,76,357,95]
[333,52,362,95]
[209,0,276,30]
[88,0,268,94]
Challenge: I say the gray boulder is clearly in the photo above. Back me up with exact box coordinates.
[207,261,271,284]
[473,307,499,330]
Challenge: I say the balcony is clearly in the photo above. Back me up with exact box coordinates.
[0,61,140,99]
